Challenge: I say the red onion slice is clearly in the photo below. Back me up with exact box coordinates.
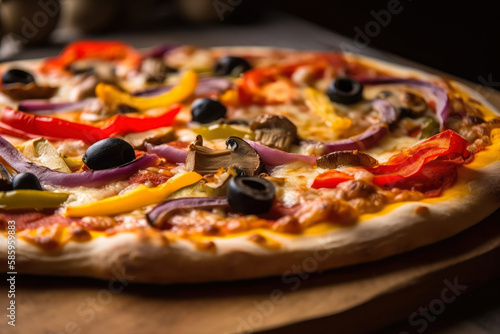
[0,135,160,187]
[18,98,96,114]
[360,77,450,126]
[145,142,188,164]
[303,124,388,154]
[133,78,232,97]
[245,140,317,166]
[147,197,228,228]
[142,44,178,59]
[371,98,397,124]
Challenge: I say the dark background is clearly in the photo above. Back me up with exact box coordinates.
[1,0,498,89]
[269,0,500,89]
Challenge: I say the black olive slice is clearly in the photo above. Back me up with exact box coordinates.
[227,177,275,214]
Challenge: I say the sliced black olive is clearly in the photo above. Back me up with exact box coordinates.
[227,177,275,215]
[83,138,136,170]
[191,98,227,124]
[0,163,13,191]
[214,56,252,77]
[326,78,363,105]
[2,69,36,86]
[12,173,42,191]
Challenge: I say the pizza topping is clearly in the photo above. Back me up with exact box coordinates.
[214,56,252,77]
[190,98,227,123]
[192,123,254,140]
[83,138,135,170]
[40,40,141,74]
[186,136,263,176]
[0,163,13,191]
[145,142,188,164]
[305,123,389,154]
[18,99,91,114]
[0,190,69,210]
[64,171,202,217]
[371,98,398,124]
[420,117,441,139]
[21,138,71,173]
[360,77,450,127]
[2,69,36,86]
[96,70,198,111]
[147,196,228,229]
[250,114,298,151]
[1,83,58,101]
[304,87,353,132]
[313,130,471,197]
[122,127,175,150]
[12,172,42,190]
[316,151,378,169]
[246,140,317,166]
[228,176,276,215]
[326,78,364,105]
[140,57,172,84]
[133,77,232,98]
[0,105,181,143]
[0,135,160,187]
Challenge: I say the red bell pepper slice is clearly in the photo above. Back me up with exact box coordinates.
[40,40,141,73]
[238,53,348,105]
[312,130,472,197]
[311,170,354,189]
[0,105,181,144]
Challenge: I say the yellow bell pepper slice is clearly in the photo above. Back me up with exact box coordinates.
[64,172,202,217]
[0,190,69,210]
[96,70,199,111]
[192,124,255,140]
[304,87,352,131]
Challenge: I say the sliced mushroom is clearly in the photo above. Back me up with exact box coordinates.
[141,57,173,84]
[68,64,118,102]
[317,150,377,169]
[1,82,57,100]
[0,163,13,191]
[185,135,262,176]
[80,99,115,122]
[21,138,71,173]
[122,127,175,150]
[376,90,428,119]
[250,115,298,152]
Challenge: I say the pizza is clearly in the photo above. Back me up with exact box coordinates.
[1,41,500,283]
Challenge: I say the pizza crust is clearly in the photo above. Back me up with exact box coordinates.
[1,49,500,283]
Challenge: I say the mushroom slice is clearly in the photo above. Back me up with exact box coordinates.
[317,150,377,169]
[1,83,57,100]
[376,90,428,119]
[186,135,262,176]
[122,127,175,150]
[250,115,298,152]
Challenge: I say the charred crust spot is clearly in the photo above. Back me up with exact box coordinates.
[70,226,92,242]
[415,206,430,216]
[194,240,216,253]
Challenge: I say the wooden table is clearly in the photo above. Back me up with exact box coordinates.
[2,11,500,334]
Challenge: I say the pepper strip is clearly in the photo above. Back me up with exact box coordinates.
[96,70,198,111]
[312,130,471,197]
[304,87,352,131]
[0,105,181,144]
[0,190,69,210]
[238,54,348,105]
[64,172,202,217]
[40,40,141,73]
